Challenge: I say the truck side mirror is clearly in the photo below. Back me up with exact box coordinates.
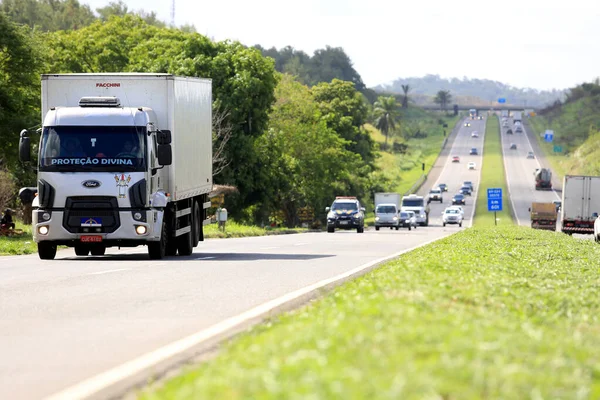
[157,130,172,145]
[19,129,31,162]
[360,207,365,212]
[157,144,172,166]
[325,207,330,212]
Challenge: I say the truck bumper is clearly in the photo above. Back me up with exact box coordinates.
[33,209,163,246]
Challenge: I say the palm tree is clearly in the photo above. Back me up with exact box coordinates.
[373,96,398,150]
[401,84,411,108]
[433,90,452,112]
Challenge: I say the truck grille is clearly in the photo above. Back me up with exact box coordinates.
[62,196,120,233]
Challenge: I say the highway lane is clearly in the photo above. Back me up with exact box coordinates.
[0,228,453,399]
[499,115,561,227]
[422,115,487,228]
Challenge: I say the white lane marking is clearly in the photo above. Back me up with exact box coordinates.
[294,243,308,246]
[87,268,130,276]
[196,256,216,260]
[499,115,521,226]
[45,235,451,400]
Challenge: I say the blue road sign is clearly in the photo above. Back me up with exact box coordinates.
[487,188,503,212]
[487,188,502,199]
[544,130,554,142]
[488,199,503,211]
[498,98,506,103]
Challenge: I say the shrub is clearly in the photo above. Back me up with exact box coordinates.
[0,170,16,212]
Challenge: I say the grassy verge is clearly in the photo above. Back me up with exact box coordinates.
[473,116,513,226]
[0,221,37,255]
[527,117,568,178]
[139,226,600,399]
[204,221,306,239]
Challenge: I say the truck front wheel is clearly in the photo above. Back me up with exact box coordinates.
[38,242,57,260]
[148,220,167,260]
[74,245,89,256]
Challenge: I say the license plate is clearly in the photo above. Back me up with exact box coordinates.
[340,220,349,225]
[81,235,102,243]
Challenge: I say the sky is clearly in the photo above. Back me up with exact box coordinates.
[80,0,600,91]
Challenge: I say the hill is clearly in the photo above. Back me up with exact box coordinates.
[375,74,566,108]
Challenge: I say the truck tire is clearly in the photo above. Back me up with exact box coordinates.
[177,229,193,256]
[192,201,201,247]
[443,223,446,227]
[408,226,411,231]
[395,226,399,230]
[459,222,462,227]
[74,246,90,256]
[375,226,380,231]
[327,226,335,233]
[148,220,167,259]
[357,226,364,233]
[38,242,57,260]
[90,246,106,256]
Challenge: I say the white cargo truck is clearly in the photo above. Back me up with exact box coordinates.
[401,194,430,226]
[561,175,600,235]
[512,111,522,123]
[19,73,213,259]
[374,192,401,230]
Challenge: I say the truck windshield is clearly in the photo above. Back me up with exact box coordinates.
[402,199,424,207]
[39,126,146,172]
[376,205,396,214]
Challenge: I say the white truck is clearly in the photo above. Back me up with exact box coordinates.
[401,194,429,226]
[374,192,401,230]
[512,111,522,123]
[19,73,213,260]
[561,175,600,235]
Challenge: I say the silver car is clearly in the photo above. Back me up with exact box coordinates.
[398,211,418,230]
[375,203,399,231]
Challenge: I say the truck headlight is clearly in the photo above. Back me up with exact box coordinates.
[135,225,147,235]
[38,226,49,235]
[392,216,398,221]
[375,217,380,221]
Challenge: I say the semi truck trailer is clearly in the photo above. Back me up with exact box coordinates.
[19,73,213,260]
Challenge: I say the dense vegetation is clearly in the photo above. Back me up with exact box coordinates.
[529,79,600,177]
[377,74,566,107]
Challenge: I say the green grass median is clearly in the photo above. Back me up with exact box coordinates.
[473,116,513,226]
[139,226,600,399]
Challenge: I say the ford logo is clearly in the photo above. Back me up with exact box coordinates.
[82,180,101,188]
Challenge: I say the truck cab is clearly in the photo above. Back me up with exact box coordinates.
[401,194,429,226]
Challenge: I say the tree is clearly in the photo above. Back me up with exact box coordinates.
[433,90,452,112]
[1,0,96,31]
[0,12,43,184]
[401,84,411,108]
[373,96,398,150]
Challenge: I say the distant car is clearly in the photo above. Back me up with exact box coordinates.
[452,193,466,205]
[471,131,479,138]
[463,181,475,191]
[398,211,418,231]
[527,151,535,159]
[468,162,476,170]
[469,148,478,155]
[515,126,523,133]
[464,122,471,127]
[438,183,448,192]
[506,129,513,134]
[510,143,517,150]
[428,188,443,204]
[326,197,365,233]
[452,156,460,163]
[477,116,483,120]
[442,207,463,227]
[460,185,472,196]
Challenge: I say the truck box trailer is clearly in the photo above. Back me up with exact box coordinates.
[19,73,213,259]
[529,202,557,231]
[561,175,600,235]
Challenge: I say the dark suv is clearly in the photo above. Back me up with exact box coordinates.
[326,197,365,233]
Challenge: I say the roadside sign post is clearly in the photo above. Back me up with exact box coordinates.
[487,188,503,226]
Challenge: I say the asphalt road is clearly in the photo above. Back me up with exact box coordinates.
[424,115,487,228]
[499,115,561,227]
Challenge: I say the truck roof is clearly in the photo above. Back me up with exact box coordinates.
[44,107,153,127]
